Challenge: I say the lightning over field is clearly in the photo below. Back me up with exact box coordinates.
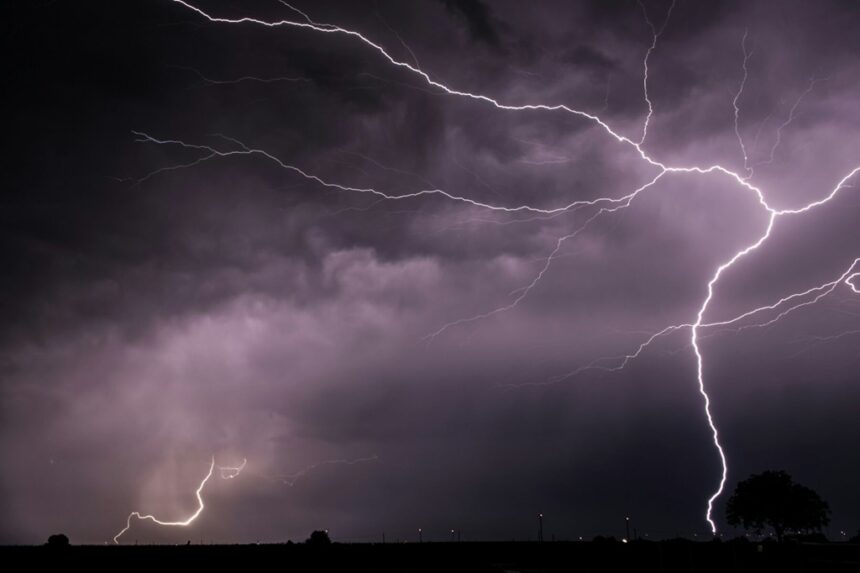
[2,0,859,546]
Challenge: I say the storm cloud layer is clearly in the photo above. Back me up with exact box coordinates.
[2,0,860,544]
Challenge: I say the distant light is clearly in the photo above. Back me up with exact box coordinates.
[622,538,628,544]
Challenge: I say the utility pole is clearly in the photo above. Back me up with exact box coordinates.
[538,513,544,543]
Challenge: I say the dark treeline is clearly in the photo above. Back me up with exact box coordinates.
[6,539,860,572]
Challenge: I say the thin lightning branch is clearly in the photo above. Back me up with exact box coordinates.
[375,7,422,69]
[166,0,662,169]
[749,110,775,158]
[541,257,860,385]
[786,327,860,360]
[799,329,860,345]
[756,77,823,168]
[424,172,666,341]
[159,1,860,533]
[274,455,379,487]
[732,29,754,179]
[277,1,329,28]
[719,260,860,332]
[637,0,676,145]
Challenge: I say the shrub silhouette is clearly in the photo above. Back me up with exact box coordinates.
[306,530,332,545]
[46,533,69,547]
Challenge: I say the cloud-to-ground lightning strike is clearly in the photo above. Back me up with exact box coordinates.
[113,456,246,544]
[158,0,860,534]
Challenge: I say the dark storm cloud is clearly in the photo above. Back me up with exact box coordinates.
[2,0,860,545]
[437,0,500,46]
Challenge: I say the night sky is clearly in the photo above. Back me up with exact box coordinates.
[2,0,860,545]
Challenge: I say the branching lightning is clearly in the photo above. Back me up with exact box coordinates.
[756,76,823,169]
[113,456,246,544]
[732,29,754,179]
[219,458,248,479]
[152,0,860,534]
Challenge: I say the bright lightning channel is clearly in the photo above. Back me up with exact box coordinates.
[113,456,246,544]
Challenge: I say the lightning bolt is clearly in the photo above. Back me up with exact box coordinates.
[113,456,246,544]
[154,0,860,534]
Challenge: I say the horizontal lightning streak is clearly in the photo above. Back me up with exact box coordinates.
[274,455,379,487]
[131,131,633,215]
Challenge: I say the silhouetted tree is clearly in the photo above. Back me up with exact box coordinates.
[306,530,332,545]
[726,470,830,541]
[46,533,69,547]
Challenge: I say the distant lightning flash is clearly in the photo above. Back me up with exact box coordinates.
[113,456,245,544]
[159,0,860,533]
[130,131,636,215]
[757,76,823,169]
[174,65,310,86]
[219,458,247,479]
[273,455,380,487]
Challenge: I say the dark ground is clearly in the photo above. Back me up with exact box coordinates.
[4,540,860,572]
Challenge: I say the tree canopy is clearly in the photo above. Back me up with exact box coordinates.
[306,530,332,545]
[46,533,69,546]
[726,470,830,541]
